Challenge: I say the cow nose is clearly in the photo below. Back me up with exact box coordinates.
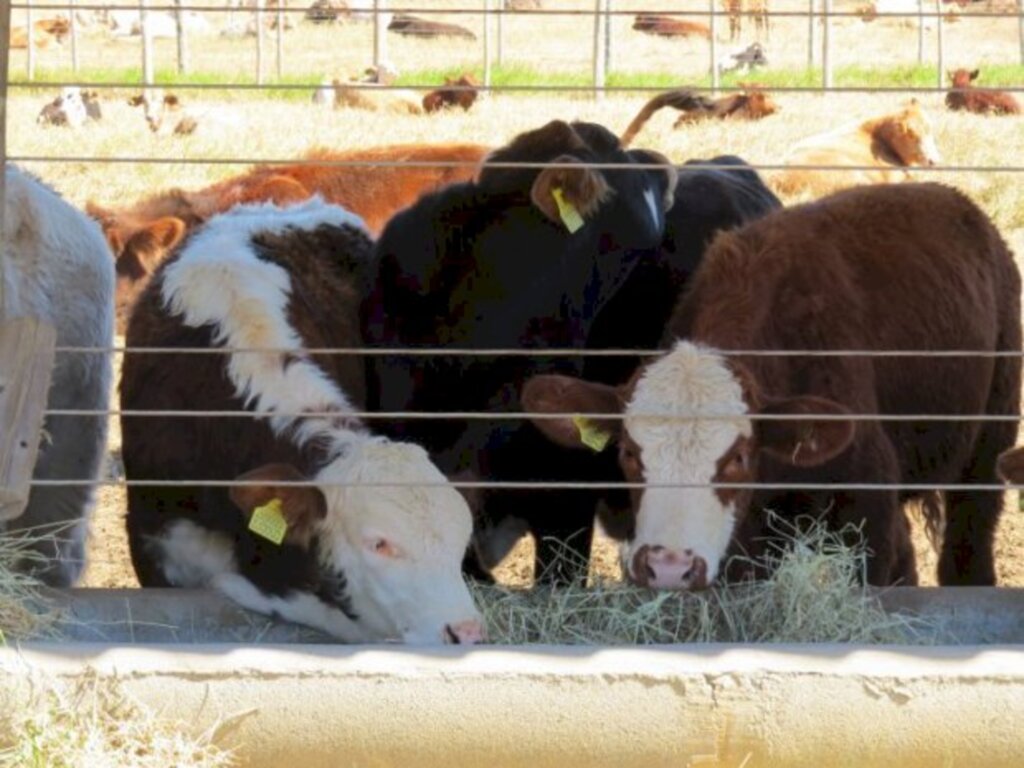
[630,545,708,590]
[443,619,486,645]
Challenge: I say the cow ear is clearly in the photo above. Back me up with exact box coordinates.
[521,374,623,451]
[530,155,611,232]
[755,396,855,468]
[997,447,1024,485]
[85,200,114,225]
[230,463,328,544]
[118,217,186,278]
[164,93,180,107]
[969,69,980,81]
[128,94,144,107]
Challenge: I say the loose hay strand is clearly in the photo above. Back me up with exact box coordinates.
[0,526,67,643]
[473,516,943,645]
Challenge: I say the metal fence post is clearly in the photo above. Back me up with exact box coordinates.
[276,0,284,80]
[917,0,925,64]
[373,0,387,69]
[70,0,79,72]
[483,0,492,90]
[807,0,816,68]
[26,0,34,81]
[140,0,153,86]
[709,0,719,94]
[1019,0,1024,65]
[822,0,832,89]
[592,0,605,101]
[935,0,943,88]
[496,0,503,65]
[256,0,265,86]
[604,0,612,74]
[174,0,189,74]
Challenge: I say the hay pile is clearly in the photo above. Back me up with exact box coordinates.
[474,519,943,645]
[0,530,65,643]
[0,672,238,768]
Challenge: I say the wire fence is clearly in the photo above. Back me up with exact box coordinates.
[2,0,1024,582]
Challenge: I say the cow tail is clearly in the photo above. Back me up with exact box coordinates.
[620,89,716,147]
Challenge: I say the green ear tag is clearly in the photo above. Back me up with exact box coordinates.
[249,498,288,545]
[551,187,585,234]
[572,415,612,453]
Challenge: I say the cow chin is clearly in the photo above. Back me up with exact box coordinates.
[624,490,736,590]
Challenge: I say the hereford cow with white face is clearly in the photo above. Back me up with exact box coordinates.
[121,198,483,644]
[525,183,1020,588]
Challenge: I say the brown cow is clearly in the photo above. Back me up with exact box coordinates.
[423,74,480,113]
[619,87,778,146]
[945,68,1021,116]
[388,14,477,40]
[10,18,70,48]
[88,143,489,331]
[632,13,711,39]
[523,182,1020,589]
[771,100,941,198]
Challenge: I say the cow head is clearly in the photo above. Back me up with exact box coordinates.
[86,201,190,331]
[129,88,183,132]
[229,440,484,644]
[873,100,941,167]
[948,68,980,88]
[523,341,856,589]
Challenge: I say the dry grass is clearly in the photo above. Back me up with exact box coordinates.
[0,531,65,643]
[477,518,945,644]
[0,672,238,768]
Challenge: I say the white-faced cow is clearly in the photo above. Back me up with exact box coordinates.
[120,198,483,643]
[361,119,781,582]
[2,166,114,585]
[525,183,1020,588]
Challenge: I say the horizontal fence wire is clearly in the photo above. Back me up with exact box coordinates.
[41,409,1024,423]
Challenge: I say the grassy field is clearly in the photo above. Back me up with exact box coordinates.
[5,0,1024,590]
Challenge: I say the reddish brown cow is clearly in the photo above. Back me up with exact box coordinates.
[423,74,480,113]
[945,68,1021,116]
[619,87,778,146]
[88,143,488,331]
[632,13,711,39]
[10,18,70,48]
[524,183,1020,589]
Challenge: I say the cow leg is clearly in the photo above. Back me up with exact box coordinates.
[940,341,1020,585]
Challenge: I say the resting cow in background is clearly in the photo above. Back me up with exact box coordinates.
[945,68,1021,116]
[423,74,480,113]
[771,100,941,198]
[620,87,778,141]
[388,13,477,40]
[524,183,1020,588]
[87,142,488,331]
[1,166,114,586]
[120,198,483,644]
[632,14,711,39]
[37,87,101,128]
[362,119,780,582]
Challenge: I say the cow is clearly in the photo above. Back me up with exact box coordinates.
[523,182,1020,589]
[388,13,477,40]
[771,100,941,198]
[330,79,423,114]
[37,87,101,128]
[423,74,480,113]
[1,166,114,586]
[632,13,711,39]
[120,198,484,644]
[128,89,195,135]
[361,119,781,582]
[620,87,778,145]
[717,43,768,75]
[10,18,70,49]
[945,68,1021,116]
[87,142,488,332]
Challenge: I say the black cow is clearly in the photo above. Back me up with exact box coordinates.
[361,119,781,582]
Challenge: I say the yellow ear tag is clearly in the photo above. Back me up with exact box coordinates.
[551,187,585,234]
[572,416,612,453]
[249,498,288,545]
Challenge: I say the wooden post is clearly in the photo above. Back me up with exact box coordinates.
[807,0,816,68]
[483,0,492,90]
[276,0,284,80]
[373,0,387,69]
[70,0,79,72]
[592,0,605,101]
[935,0,943,89]
[917,0,925,64]
[175,0,189,74]
[256,0,265,85]
[822,0,832,89]
[26,0,34,81]
[140,0,153,87]
[1,0,10,312]
[0,319,58,522]
[709,0,719,94]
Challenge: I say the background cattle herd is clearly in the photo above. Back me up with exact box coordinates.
[2,0,1024,644]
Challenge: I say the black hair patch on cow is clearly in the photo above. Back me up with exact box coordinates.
[313,549,358,621]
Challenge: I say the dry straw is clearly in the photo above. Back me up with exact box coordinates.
[474,516,945,645]
[0,527,67,643]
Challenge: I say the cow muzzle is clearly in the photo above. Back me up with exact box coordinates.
[443,618,486,645]
[629,544,708,590]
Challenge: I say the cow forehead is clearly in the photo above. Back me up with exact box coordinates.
[625,342,751,478]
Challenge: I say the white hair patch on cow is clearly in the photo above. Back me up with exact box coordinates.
[158,519,237,587]
[161,197,368,446]
[624,340,751,584]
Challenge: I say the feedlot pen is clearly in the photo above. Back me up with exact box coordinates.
[2,0,1024,764]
